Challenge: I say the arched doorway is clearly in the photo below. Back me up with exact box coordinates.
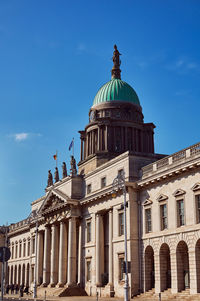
[176,241,189,291]
[145,246,155,291]
[26,263,30,287]
[22,264,25,285]
[160,243,171,291]
[18,265,21,285]
[195,239,200,292]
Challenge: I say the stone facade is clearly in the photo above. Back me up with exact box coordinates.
[2,47,200,299]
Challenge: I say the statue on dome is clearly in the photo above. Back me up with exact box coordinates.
[112,44,121,69]
[47,170,53,187]
[70,155,77,176]
[54,167,59,183]
[62,162,67,178]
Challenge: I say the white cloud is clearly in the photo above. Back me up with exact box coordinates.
[8,132,42,142]
[166,57,199,73]
[15,133,29,141]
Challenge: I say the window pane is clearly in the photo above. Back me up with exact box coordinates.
[145,208,152,233]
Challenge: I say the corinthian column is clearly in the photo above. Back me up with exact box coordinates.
[43,226,51,286]
[96,213,100,286]
[77,221,82,285]
[50,224,58,287]
[58,221,67,287]
[67,217,77,286]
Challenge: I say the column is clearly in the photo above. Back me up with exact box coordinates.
[105,126,108,151]
[189,248,197,294]
[171,251,178,294]
[96,214,100,286]
[77,221,82,285]
[108,210,113,286]
[50,224,59,286]
[43,226,51,286]
[154,253,161,293]
[36,231,43,285]
[67,217,77,286]
[58,221,67,287]
[80,139,83,161]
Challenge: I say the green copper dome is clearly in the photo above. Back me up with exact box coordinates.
[93,78,140,107]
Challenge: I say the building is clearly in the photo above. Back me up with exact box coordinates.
[1,46,200,299]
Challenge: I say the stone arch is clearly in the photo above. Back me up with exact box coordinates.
[160,243,171,291]
[176,241,190,292]
[195,239,200,292]
[145,245,155,291]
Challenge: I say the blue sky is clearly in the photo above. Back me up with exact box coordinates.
[0,0,200,224]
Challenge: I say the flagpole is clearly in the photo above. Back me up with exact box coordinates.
[73,138,74,157]
[56,150,58,168]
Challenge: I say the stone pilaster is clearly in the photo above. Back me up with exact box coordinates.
[57,221,67,287]
[77,221,82,285]
[67,217,77,286]
[43,226,51,286]
[189,249,197,294]
[154,253,161,293]
[171,251,178,294]
[96,213,100,286]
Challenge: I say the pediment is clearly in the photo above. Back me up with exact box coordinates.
[173,189,186,197]
[143,199,153,206]
[191,183,200,191]
[38,189,70,214]
[157,194,168,202]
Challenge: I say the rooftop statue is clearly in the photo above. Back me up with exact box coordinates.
[70,155,77,176]
[112,44,121,79]
[62,162,67,178]
[47,170,53,187]
[54,167,59,183]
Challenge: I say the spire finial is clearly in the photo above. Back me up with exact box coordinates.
[111,44,121,79]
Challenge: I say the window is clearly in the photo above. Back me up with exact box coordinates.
[19,242,22,258]
[27,240,30,256]
[118,254,125,281]
[87,184,91,194]
[145,208,152,233]
[12,245,14,259]
[177,199,185,226]
[196,194,200,223]
[32,237,35,254]
[86,260,91,281]
[86,220,91,243]
[15,244,18,258]
[119,212,124,236]
[101,177,106,188]
[160,204,168,230]
[23,241,26,257]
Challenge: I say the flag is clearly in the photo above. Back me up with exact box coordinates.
[69,138,74,151]
[53,154,57,160]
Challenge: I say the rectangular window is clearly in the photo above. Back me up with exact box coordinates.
[119,212,124,236]
[86,260,91,281]
[160,204,168,230]
[23,242,26,257]
[19,243,22,258]
[177,199,185,226]
[145,208,152,233]
[86,220,91,243]
[32,237,35,254]
[28,241,30,256]
[101,177,106,188]
[87,184,91,194]
[118,254,125,281]
[196,194,200,223]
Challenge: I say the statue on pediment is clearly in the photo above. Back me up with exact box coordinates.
[54,167,59,183]
[70,155,77,176]
[47,170,53,187]
[62,162,67,178]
